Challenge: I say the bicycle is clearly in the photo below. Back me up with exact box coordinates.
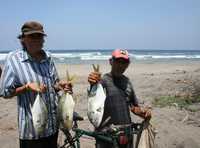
[59,112,144,148]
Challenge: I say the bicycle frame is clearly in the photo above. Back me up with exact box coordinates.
[73,128,119,148]
[60,119,143,148]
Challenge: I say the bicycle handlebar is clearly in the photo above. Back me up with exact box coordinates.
[93,122,144,135]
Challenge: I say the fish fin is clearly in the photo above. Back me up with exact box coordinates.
[34,83,40,92]
[70,75,76,83]
[66,70,76,84]
[96,64,100,72]
[87,87,90,95]
[92,64,100,72]
[92,64,97,72]
[66,70,70,81]
[88,84,97,97]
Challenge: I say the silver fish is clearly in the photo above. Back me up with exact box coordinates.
[87,64,106,128]
[58,92,75,130]
[58,70,75,131]
[31,93,48,136]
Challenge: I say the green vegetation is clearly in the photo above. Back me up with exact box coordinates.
[152,96,200,110]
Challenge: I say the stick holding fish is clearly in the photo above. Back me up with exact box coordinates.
[87,64,106,128]
[58,70,76,131]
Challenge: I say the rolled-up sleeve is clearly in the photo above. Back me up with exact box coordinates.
[0,59,17,98]
[127,81,139,106]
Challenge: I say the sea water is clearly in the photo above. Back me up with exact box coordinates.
[0,49,200,64]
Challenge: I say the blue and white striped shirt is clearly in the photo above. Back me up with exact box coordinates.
[0,49,59,139]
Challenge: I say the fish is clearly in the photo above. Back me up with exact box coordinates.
[58,71,75,131]
[58,92,75,130]
[31,93,48,136]
[87,64,106,128]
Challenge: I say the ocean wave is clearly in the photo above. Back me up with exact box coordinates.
[81,55,111,60]
[0,50,200,64]
[0,53,8,61]
[51,52,102,58]
[133,55,200,59]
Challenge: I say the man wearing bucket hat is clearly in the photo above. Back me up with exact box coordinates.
[0,21,72,148]
[88,49,151,148]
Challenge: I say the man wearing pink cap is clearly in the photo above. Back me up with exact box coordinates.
[88,49,151,148]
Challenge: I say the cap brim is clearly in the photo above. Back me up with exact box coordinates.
[17,31,47,39]
[114,55,129,60]
[23,30,47,36]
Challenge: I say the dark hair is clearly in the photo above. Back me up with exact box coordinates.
[112,57,130,63]
[18,36,27,51]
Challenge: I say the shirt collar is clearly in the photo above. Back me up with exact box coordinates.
[21,49,51,63]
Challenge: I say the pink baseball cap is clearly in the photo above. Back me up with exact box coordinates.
[111,49,129,60]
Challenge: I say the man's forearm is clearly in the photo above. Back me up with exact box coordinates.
[1,84,27,99]
[131,105,152,119]
[131,106,146,118]
[10,84,27,97]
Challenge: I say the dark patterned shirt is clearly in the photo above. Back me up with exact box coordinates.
[98,73,138,129]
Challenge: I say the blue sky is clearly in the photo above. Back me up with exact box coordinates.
[0,0,199,50]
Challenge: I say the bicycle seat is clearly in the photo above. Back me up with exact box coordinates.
[73,112,84,121]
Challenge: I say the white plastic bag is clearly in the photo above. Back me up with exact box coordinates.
[136,120,156,148]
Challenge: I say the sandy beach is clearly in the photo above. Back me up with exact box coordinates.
[0,60,200,148]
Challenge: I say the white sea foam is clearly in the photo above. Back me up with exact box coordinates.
[52,52,102,59]
[81,55,111,60]
[0,50,200,63]
[133,54,200,60]
[52,53,200,62]
[0,53,8,61]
